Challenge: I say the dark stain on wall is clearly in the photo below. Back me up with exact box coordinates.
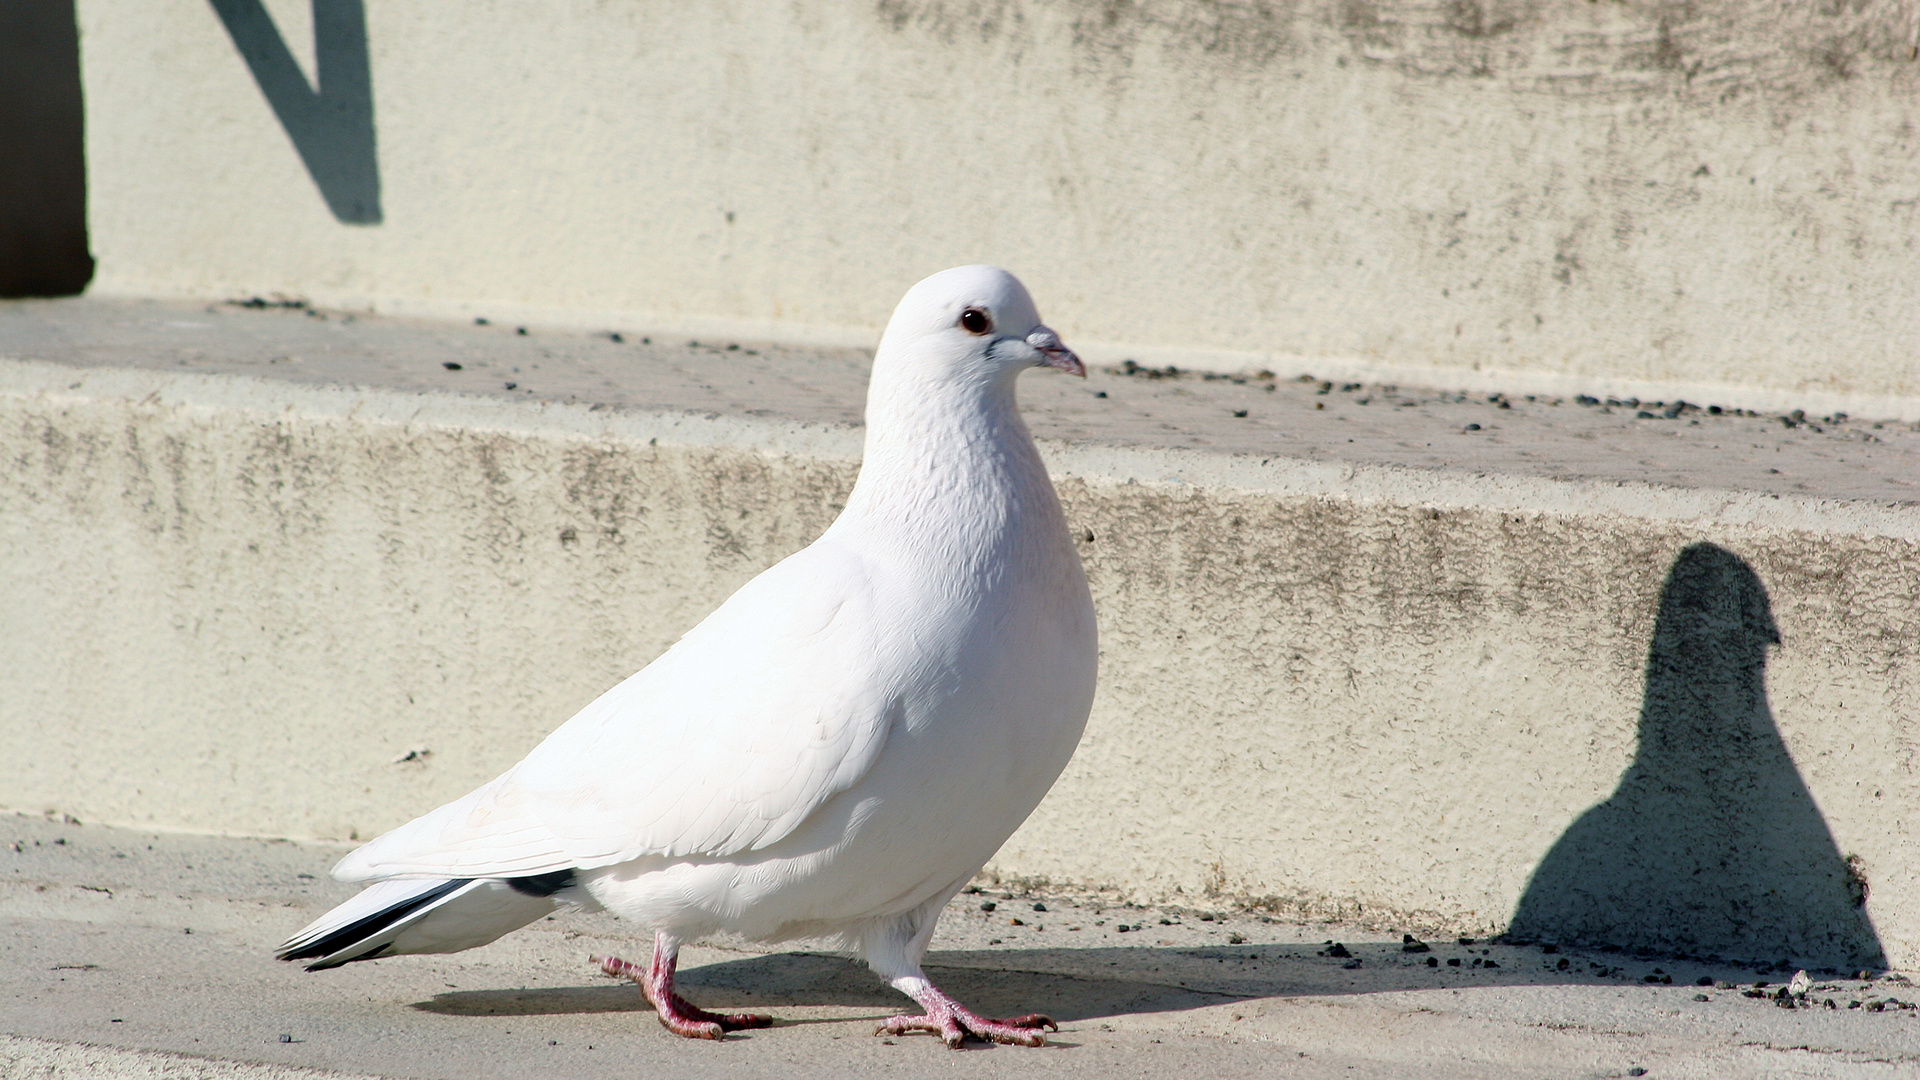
[874,0,1920,98]
[0,0,93,297]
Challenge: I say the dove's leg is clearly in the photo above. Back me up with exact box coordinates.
[865,892,1057,1048]
[593,934,773,1040]
[876,975,1059,1048]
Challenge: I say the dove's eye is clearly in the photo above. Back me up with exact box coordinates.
[958,307,993,335]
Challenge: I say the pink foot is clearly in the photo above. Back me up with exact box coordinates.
[593,937,773,1040]
[876,982,1057,1048]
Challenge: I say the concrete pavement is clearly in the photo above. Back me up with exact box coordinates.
[6,815,1919,1079]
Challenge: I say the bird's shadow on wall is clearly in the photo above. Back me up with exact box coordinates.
[1508,542,1884,970]
[207,0,381,224]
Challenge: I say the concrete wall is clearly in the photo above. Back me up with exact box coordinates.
[78,0,1920,416]
[5,361,1914,970]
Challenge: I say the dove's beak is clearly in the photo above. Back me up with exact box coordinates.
[1026,326,1085,378]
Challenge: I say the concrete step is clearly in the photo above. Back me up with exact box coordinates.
[3,296,1916,975]
[5,816,1917,1079]
[69,0,1920,416]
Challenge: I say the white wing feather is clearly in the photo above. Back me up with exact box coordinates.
[334,540,894,882]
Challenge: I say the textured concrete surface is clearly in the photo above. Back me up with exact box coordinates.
[6,816,1920,1079]
[3,297,1916,974]
[74,0,1920,415]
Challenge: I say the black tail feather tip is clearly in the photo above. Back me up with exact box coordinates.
[278,879,474,966]
[305,942,392,971]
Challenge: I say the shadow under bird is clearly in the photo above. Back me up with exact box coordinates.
[277,266,1099,1047]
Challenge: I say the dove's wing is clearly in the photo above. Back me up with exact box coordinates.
[333,539,895,882]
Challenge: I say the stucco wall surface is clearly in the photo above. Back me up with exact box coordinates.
[76,0,1920,415]
[3,355,1915,970]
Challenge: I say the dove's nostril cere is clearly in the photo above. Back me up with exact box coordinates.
[959,307,994,335]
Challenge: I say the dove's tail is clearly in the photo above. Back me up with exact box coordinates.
[276,870,581,971]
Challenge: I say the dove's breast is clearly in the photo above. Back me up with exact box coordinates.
[582,474,1095,942]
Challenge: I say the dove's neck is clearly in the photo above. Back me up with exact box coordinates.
[836,368,1060,560]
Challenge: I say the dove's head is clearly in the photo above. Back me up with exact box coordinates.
[873,266,1084,391]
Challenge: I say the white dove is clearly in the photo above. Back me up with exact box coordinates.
[277,265,1099,1048]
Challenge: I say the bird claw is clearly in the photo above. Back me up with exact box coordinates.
[876,1008,1056,1048]
[660,1016,726,1041]
[658,1000,772,1036]
[593,949,773,1039]
[592,953,645,982]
